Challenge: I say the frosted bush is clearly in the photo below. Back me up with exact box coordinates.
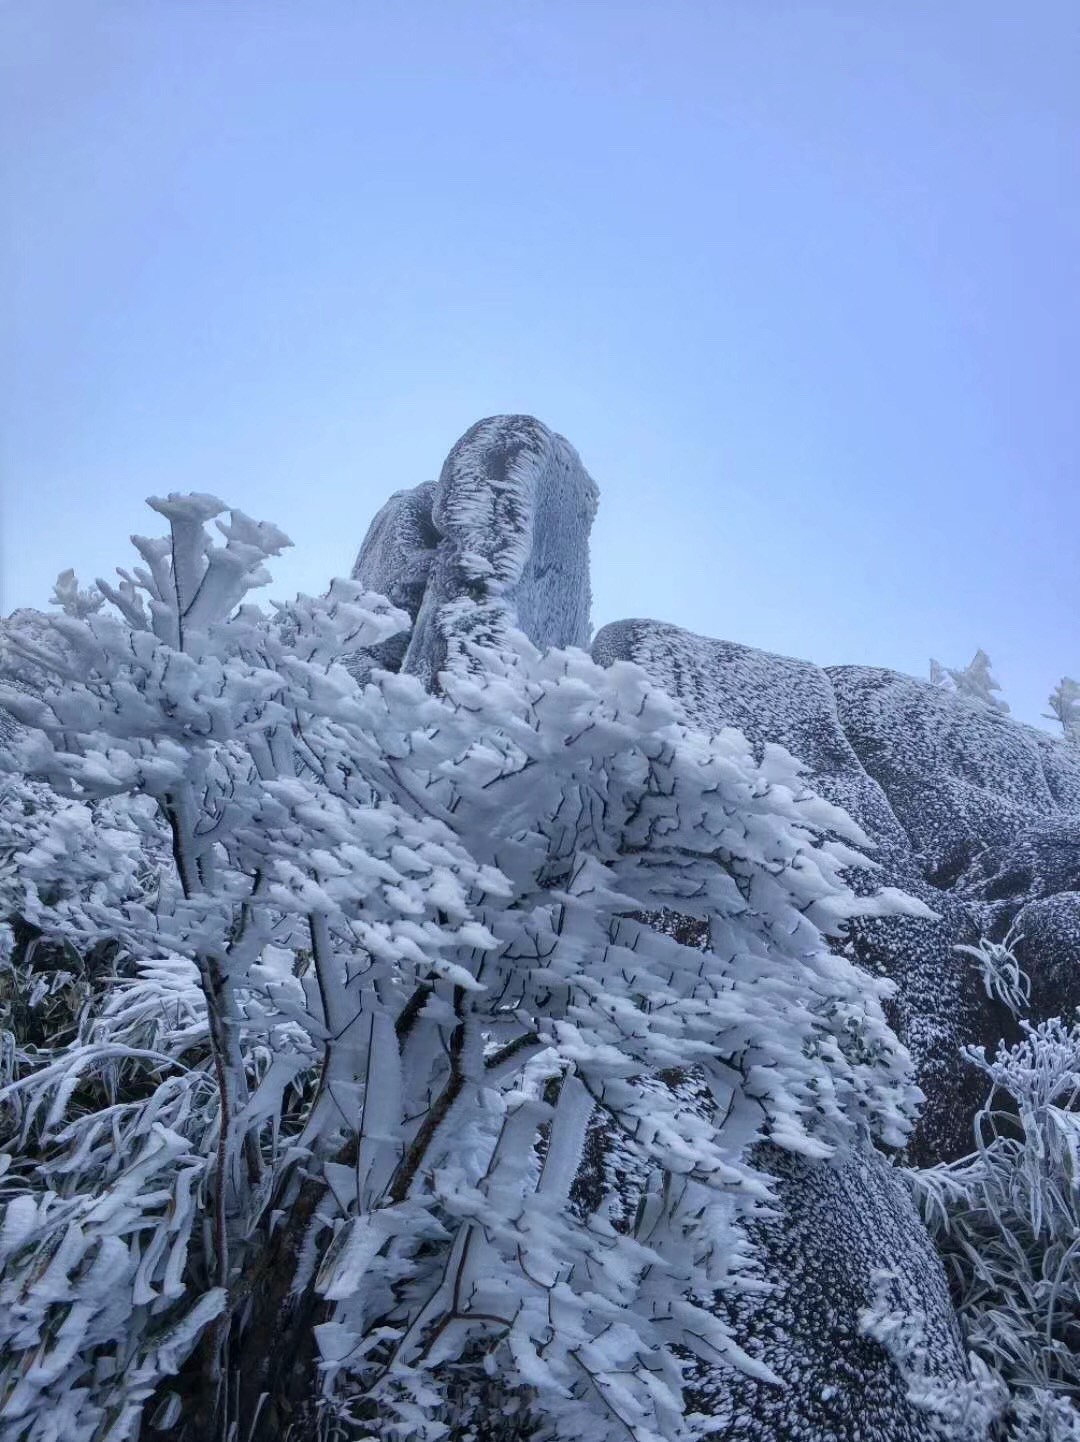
[954,924,1030,1017]
[930,651,1010,713]
[0,494,925,1441]
[911,1019,1080,1441]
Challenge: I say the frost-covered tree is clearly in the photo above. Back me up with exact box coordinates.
[0,495,925,1442]
[910,1020,1080,1442]
[930,650,1010,713]
[1045,678,1080,745]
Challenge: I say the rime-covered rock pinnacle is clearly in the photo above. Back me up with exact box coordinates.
[351,415,597,686]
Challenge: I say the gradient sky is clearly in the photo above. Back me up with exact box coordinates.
[3,2,1079,730]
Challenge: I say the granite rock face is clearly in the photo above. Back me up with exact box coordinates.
[348,480,439,674]
[826,666,1067,889]
[351,415,598,689]
[591,621,907,850]
[695,1144,967,1442]
[824,665,1080,1153]
[1012,892,1080,1021]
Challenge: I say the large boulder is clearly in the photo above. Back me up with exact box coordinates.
[348,480,439,673]
[591,627,1080,1165]
[1012,892,1080,1022]
[827,666,1060,889]
[825,666,1080,1154]
[694,1143,968,1442]
[351,416,598,688]
[591,622,1002,1163]
[591,620,906,849]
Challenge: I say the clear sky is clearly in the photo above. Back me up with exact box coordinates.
[3,2,1078,730]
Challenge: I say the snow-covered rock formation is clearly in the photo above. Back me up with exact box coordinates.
[591,622,973,1437]
[350,415,597,687]
[696,1147,968,1442]
[594,622,1080,1168]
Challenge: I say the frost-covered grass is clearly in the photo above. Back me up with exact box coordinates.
[910,1019,1080,1441]
[954,925,1030,1018]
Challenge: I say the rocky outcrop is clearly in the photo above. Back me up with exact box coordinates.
[590,621,908,852]
[342,424,984,1439]
[591,621,974,1434]
[825,665,1080,1156]
[1012,891,1080,1021]
[10,414,1069,1440]
[351,415,597,688]
[348,480,440,674]
[826,666,1076,891]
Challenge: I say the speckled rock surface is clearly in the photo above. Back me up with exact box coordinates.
[827,665,1059,888]
[694,1144,967,1441]
[591,620,908,853]
[959,817,1080,908]
[1013,892,1080,1021]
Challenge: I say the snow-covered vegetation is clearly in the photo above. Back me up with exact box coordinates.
[1046,680,1080,745]
[911,1020,1080,1442]
[954,926,1031,1018]
[0,496,927,1441]
[930,651,1010,714]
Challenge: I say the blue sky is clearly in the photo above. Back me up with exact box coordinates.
[3,2,1078,729]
